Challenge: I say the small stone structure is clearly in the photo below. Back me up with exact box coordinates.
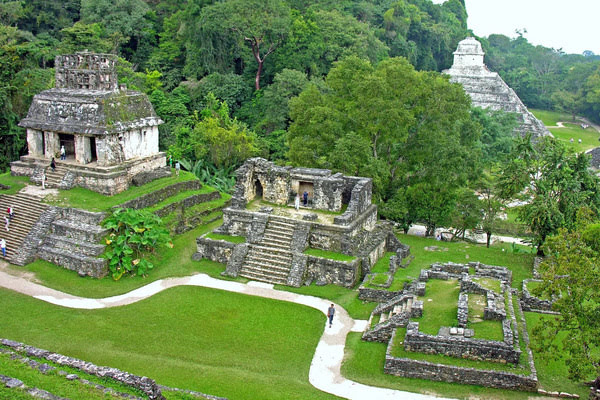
[589,147,600,171]
[12,51,167,195]
[444,37,551,139]
[521,279,557,313]
[195,158,405,287]
[361,260,537,390]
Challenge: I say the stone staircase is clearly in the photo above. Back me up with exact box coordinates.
[239,217,295,285]
[38,208,108,277]
[42,163,68,188]
[0,193,48,260]
[363,294,422,342]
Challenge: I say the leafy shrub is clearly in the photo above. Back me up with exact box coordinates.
[178,158,236,193]
[103,208,173,280]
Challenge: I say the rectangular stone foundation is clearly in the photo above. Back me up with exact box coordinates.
[10,153,167,195]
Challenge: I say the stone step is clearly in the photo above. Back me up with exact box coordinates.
[38,245,107,278]
[266,219,295,230]
[0,193,48,259]
[246,251,291,264]
[250,244,292,255]
[43,234,105,257]
[244,259,291,272]
[261,235,293,247]
[263,229,294,239]
[51,220,108,242]
[239,268,288,285]
[257,241,290,251]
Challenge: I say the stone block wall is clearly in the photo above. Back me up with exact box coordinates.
[214,208,254,237]
[521,279,555,312]
[384,330,537,391]
[1,339,165,399]
[404,322,521,364]
[306,255,360,288]
[194,237,236,265]
[358,287,406,302]
[334,178,372,225]
[153,191,221,218]
[117,180,202,209]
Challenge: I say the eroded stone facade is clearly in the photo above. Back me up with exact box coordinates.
[12,51,166,195]
[444,37,551,139]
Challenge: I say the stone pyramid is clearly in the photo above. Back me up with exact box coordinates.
[444,37,551,138]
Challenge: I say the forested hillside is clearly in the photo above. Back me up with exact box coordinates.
[1,0,599,223]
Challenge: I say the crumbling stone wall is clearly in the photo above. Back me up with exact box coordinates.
[1,339,165,399]
[117,181,202,209]
[194,237,237,264]
[305,255,360,287]
[404,322,521,364]
[385,331,537,391]
[521,279,556,312]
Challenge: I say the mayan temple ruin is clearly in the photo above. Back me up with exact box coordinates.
[444,37,551,138]
[11,51,168,195]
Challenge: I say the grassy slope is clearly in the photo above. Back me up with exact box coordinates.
[531,109,600,152]
[396,234,535,288]
[42,170,199,212]
[0,286,336,400]
[0,172,31,195]
[14,220,226,298]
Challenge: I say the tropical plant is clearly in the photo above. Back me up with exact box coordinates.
[103,208,172,280]
[178,158,236,194]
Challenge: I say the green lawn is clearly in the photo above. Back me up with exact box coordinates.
[530,109,600,152]
[0,286,336,400]
[342,332,535,400]
[0,172,31,194]
[467,293,504,341]
[43,170,199,211]
[13,219,226,298]
[0,348,150,400]
[396,234,535,288]
[413,279,460,335]
[370,252,394,274]
[205,232,246,243]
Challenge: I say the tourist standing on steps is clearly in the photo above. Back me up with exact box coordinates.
[294,194,300,211]
[60,145,66,160]
[327,304,335,328]
[303,191,308,206]
[4,216,9,232]
[50,157,56,172]
[0,238,5,257]
[7,206,14,221]
[42,170,47,190]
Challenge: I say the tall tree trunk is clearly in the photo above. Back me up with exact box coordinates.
[255,59,263,91]
[486,231,491,248]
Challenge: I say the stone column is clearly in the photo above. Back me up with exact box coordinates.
[75,135,92,164]
[26,129,43,156]
[44,131,60,159]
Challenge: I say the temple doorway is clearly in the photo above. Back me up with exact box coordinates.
[298,181,314,206]
[255,179,263,199]
[89,137,97,162]
[59,133,75,159]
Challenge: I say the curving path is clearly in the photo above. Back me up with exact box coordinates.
[0,267,453,400]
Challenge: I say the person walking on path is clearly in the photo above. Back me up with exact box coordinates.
[327,304,335,328]
[50,158,56,172]
[60,145,66,160]
[41,171,47,190]
[175,161,180,177]
[0,238,5,257]
[294,194,300,211]
[168,154,173,168]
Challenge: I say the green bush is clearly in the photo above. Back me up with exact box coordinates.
[103,208,172,280]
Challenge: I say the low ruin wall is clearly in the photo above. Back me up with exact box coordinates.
[117,180,202,209]
[194,237,236,264]
[385,332,536,391]
[404,323,520,364]
[306,255,360,288]
[1,339,166,399]
[521,279,555,312]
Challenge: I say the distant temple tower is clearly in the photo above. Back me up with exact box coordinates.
[444,37,551,138]
[12,51,168,195]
